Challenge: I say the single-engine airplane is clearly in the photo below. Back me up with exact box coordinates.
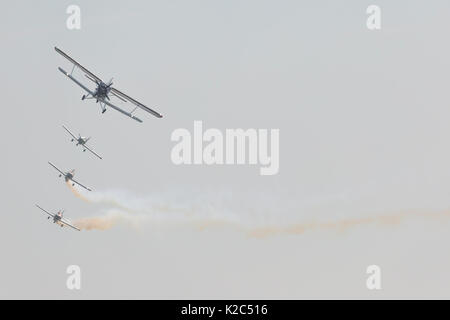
[48,161,92,191]
[55,46,163,123]
[35,204,80,231]
[63,125,102,159]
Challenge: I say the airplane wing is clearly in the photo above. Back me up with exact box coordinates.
[110,87,163,118]
[57,68,142,123]
[110,91,127,102]
[62,125,78,140]
[60,219,81,231]
[97,96,143,123]
[83,144,103,160]
[35,204,55,218]
[70,177,92,192]
[58,67,96,96]
[55,47,103,84]
[48,161,66,176]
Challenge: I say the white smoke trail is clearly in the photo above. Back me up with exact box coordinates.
[67,183,450,235]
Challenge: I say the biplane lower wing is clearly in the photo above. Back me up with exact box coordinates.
[58,67,95,96]
[97,97,143,123]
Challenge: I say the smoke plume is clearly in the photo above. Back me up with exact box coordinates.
[65,183,450,236]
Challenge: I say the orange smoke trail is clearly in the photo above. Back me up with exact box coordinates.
[73,208,450,235]
[246,210,448,238]
[66,181,92,203]
[73,215,121,231]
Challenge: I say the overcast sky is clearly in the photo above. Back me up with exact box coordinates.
[1,1,450,299]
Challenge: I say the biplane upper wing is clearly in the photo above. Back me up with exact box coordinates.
[55,47,103,83]
[110,87,163,118]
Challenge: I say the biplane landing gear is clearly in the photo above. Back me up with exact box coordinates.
[82,95,86,100]
[102,109,106,114]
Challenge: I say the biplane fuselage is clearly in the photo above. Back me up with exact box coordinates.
[94,83,110,101]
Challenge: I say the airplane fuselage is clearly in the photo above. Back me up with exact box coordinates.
[53,214,66,228]
[94,83,110,101]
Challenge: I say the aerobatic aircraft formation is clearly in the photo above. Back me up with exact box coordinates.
[36,47,163,231]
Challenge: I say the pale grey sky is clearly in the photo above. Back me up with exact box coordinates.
[1,1,450,299]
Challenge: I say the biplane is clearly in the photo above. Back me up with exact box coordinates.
[55,47,163,123]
